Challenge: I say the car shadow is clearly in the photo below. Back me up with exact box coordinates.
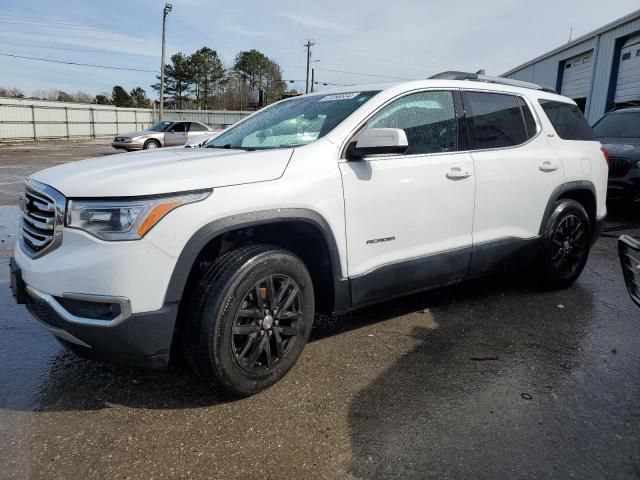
[345,278,596,479]
[25,271,566,413]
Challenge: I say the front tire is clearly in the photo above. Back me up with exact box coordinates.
[143,139,160,150]
[184,244,315,396]
[539,199,591,289]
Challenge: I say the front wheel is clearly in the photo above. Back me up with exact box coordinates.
[184,244,315,396]
[538,199,591,289]
[143,139,160,150]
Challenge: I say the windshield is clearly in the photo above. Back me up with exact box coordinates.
[146,121,173,132]
[208,91,379,150]
[593,112,640,138]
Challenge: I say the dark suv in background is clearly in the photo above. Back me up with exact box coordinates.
[593,107,640,206]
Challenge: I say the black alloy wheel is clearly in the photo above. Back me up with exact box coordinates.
[540,199,591,289]
[183,244,314,396]
[231,274,303,373]
[550,214,588,278]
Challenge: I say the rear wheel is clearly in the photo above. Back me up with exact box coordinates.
[143,139,160,149]
[539,199,591,289]
[184,244,314,396]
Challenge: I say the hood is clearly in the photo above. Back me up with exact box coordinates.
[31,147,294,197]
[116,131,146,138]
[599,138,640,161]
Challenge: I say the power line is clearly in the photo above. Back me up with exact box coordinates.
[315,68,413,81]
[171,17,235,53]
[0,29,157,44]
[0,53,157,73]
[0,14,158,35]
[0,41,159,58]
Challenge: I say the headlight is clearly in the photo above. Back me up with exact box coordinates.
[122,138,133,143]
[66,190,211,240]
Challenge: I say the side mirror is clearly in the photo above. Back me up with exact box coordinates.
[346,128,408,160]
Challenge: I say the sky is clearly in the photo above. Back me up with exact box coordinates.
[0,0,638,99]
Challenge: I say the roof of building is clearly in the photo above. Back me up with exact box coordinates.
[502,9,640,76]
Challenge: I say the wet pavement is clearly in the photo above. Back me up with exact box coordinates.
[1,143,639,479]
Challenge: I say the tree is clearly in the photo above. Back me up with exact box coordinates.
[111,85,132,107]
[190,47,225,109]
[151,52,194,109]
[130,87,151,108]
[0,86,24,98]
[32,89,59,101]
[233,49,286,106]
[74,91,93,103]
[57,91,74,102]
[94,93,111,105]
[233,49,270,89]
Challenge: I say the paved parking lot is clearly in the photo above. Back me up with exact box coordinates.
[0,142,639,479]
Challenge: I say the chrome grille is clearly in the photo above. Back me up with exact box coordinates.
[609,157,632,178]
[19,180,65,258]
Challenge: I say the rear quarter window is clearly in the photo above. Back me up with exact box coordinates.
[538,100,596,141]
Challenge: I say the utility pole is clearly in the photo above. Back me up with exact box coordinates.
[160,3,172,119]
[304,39,315,94]
[311,68,315,93]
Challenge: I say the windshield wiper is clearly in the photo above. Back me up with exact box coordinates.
[207,143,234,149]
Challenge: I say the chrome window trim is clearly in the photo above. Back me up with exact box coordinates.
[339,87,544,161]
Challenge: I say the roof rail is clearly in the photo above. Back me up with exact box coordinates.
[429,71,557,93]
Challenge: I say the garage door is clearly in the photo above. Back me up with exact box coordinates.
[614,34,640,105]
[561,51,593,110]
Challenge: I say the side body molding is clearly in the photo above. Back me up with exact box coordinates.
[163,208,350,312]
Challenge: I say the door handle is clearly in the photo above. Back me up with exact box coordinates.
[539,161,560,172]
[446,167,472,180]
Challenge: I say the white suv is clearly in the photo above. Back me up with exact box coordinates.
[10,72,608,396]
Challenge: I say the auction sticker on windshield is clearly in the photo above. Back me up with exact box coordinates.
[319,92,361,102]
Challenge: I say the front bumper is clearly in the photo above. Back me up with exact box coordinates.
[607,174,640,203]
[12,227,181,368]
[22,282,178,368]
[111,140,143,150]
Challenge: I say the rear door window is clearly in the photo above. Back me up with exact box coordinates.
[538,100,596,141]
[190,122,208,132]
[463,92,529,149]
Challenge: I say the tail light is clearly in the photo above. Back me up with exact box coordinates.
[601,146,610,167]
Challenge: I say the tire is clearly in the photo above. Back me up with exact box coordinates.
[538,199,591,289]
[183,244,315,396]
[143,139,160,150]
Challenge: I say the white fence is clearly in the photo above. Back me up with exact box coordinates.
[0,97,251,143]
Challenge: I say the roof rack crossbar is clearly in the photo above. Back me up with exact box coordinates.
[428,71,557,93]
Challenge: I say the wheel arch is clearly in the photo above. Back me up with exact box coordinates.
[164,209,350,316]
[144,138,161,149]
[539,180,598,235]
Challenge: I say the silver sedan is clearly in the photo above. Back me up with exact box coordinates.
[111,121,212,151]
